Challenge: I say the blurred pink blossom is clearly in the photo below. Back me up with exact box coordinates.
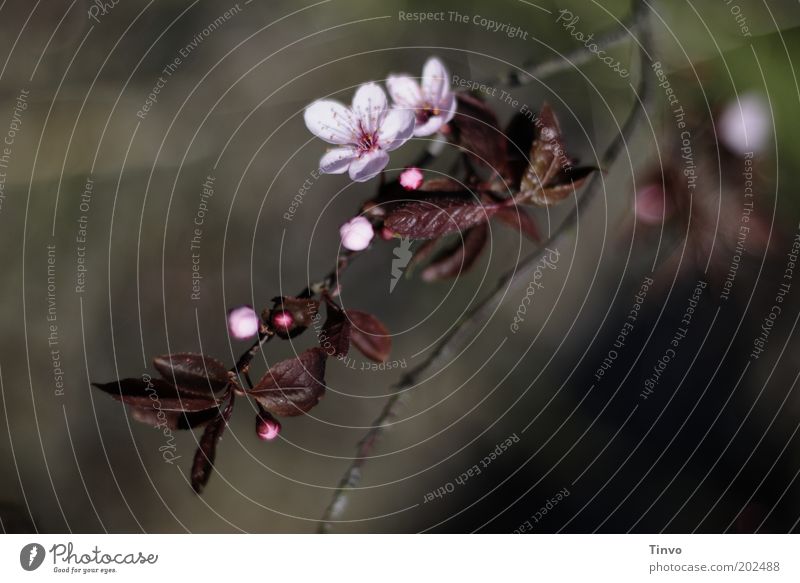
[718,93,771,156]
[339,216,374,251]
[227,306,259,340]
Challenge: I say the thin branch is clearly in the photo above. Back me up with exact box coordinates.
[498,14,640,87]
[317,0,654,533]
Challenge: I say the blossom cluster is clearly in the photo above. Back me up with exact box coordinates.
[304,57,456,182]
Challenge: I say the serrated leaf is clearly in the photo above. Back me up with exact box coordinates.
[385,198,499,240]
[421,223,488,281]
[520,103,597,206]
[92,379,220,412]
[153,353,230,396]
[348,310,392,363]
[249,348,327,416]
[191,394,235,493]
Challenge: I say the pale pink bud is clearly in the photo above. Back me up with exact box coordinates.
[719,93,771,156]
[399,167,424,190]
[227,306,259,340]
[339,216,374,251]
[256,413,281,441]
[380,226,395,240]
[635,184,674,225]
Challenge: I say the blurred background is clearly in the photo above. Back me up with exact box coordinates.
[1,0,800,533]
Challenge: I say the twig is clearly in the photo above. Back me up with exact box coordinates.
[498,14,640,87]
[317,0,654,533]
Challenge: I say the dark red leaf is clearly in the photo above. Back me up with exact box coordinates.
[248,348,327,416]
[320,298,351,358]
[505,112,538,186]
[191,394,235,493]
[385,198,499,240]
[130,406,220,430]
[153,353,230,396]
[92,378,220,412]
[418,178,467,193]
[421,223,489,281]
[451,93,507,175]
[520,103,597,206]
[347,310,392,363]
[493,206,541,242]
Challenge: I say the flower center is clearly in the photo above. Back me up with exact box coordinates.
[416,103,440,125]
[354,119,380,153]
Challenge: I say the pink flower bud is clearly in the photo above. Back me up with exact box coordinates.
[227,306,259,340]
[256,413,281,441]
[719,93,771,156]
[399,167,424,190]
[635,184,674,225]
[380,226,395,240]
[271,310,294,330]
[339,216,374,251]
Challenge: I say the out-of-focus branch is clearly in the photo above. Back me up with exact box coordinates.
[317,0,654,533]
[498,14,640,87]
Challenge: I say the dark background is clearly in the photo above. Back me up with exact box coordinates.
[1,0,799,533]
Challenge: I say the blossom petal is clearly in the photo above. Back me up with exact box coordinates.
[422,57,450,103]
[377,108,415,151]
[348,149,389,182]
[319,147,358,174]
[413,115,445,137]
[304,100,357,145]
[387,74,423,108]
[439,91,457,124]
[352,82,388,135]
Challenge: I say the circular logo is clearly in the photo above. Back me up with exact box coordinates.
[19,543,45,571]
